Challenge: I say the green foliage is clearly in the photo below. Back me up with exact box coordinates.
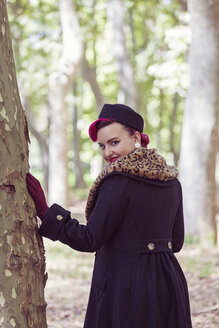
[8,0,61,116]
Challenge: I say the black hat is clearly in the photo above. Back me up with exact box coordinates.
[89,104,144,141]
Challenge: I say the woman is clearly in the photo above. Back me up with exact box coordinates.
[26,103,192,328]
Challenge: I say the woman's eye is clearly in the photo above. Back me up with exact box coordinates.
[111,140,119,146]
[99,144,105,150]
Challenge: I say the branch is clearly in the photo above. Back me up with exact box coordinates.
[82,56,105,113]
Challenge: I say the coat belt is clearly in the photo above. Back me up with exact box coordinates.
[139,239,173,253]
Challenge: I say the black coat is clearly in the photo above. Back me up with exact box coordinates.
[39,174,192,328]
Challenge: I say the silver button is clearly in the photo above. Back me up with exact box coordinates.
[168,241,172,249]
[56,214,63,221]
[148,243,155,251]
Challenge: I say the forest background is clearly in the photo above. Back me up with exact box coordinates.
[8,0,219,243]
[9,0,189,187]
[8,0,190,205]
[1,0,219,327]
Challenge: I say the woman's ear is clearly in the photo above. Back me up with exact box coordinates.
[134,131,141,143]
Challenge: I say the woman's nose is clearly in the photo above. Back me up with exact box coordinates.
[103,146,112,159]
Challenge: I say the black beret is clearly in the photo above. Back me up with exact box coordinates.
[89,103,144,141]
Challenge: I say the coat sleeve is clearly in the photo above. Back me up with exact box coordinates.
[172,180,185,253]
[39,175,128,252]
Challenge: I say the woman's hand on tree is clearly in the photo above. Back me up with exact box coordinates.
[26,172,49,220]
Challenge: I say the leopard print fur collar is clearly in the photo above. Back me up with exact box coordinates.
[85,148,178,220]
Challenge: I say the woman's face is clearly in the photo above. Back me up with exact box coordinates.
[97,122,140,163]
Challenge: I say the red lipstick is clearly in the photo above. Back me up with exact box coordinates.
[109,157,120,163]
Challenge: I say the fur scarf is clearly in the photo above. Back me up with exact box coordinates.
[85,148,178,220]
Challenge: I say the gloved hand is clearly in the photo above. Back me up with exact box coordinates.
[26,172,49,220]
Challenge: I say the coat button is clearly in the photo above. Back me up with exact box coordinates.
[56,214,63,221]
[168,241,172,249]
[148,243,155,251]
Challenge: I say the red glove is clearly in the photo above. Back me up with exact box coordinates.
[26,172,49,220]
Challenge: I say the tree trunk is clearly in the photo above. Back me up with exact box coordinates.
[0,1,47,327]
[179,0,219,244]
[155,90,164,153]
[107,0,137,109]
[81,1,105,114]
[24,101,49,195]
[170,93,180,166]
[48,0,83,207]
[82,56,105,113]
[72,98,86,189]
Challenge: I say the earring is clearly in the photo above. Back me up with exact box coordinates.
[135,142,141,149]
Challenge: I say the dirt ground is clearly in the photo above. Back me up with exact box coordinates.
[43,204,219,328]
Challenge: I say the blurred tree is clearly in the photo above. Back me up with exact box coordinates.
[0,1,47,326]
[48,0,83,206]
[180,0,219,244]
[107,0,137,108]
[7,0,58,192]
[82,56,105,113]
[127,0,189,160]
[72,85,86,188]
[23,98,49,194]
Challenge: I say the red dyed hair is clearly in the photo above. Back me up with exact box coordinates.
[95,119,150,149]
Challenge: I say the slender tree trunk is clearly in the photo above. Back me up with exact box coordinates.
[24,100,49,194]
[107,0,137,109]
[81,0,105,114]
[82,56,105,113]
[170,93,180,166]
[156,90,164,152]
[72,97,86,189]
[0,1,47,327]
[180,0,219,244]
[48,0,83,206]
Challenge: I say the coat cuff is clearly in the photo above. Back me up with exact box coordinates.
[39,203,71,241]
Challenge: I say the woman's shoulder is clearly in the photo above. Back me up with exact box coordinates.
[100,172,181,188]
[99,173,130,190]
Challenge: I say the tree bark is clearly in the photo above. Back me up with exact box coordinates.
[48,0,83,206]
[180,0,219,244]
[107,0,137,109]
[0,1,47,327]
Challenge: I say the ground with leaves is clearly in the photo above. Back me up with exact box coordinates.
[43,207,219,328]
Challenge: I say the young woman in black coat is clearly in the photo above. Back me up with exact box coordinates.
[26,103,192,328]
